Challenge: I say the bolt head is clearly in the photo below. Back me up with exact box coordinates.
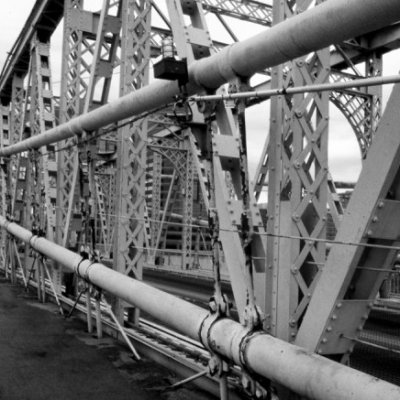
[209,300,217,312]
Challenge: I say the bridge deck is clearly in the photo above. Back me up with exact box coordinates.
[0,275,209,400]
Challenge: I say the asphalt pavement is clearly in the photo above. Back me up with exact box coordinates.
[0,275,211,400]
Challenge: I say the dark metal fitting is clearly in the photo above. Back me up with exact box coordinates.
[208,297,218,313]
[239,346,269,399]
[208,355,222,376]
[197,99,216,115]
[93,286,102,300]
[208,294,231,317]
[243,305,264,331]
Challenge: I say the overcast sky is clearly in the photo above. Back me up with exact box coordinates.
[1,1,399,187]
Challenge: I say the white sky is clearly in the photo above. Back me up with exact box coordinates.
[1,0,399,186]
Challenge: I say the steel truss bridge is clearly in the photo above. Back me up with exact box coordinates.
[1,0,400,399]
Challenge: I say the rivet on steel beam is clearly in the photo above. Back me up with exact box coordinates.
[372,216,378,223]
[378,201,385,208]
[295,109,303,118]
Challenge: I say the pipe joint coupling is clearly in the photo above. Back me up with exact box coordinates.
[238,330,265,373]
[198,313,221,352]
[75,259,95,282]
[28,234,39,248]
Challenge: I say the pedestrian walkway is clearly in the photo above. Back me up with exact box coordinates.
[0,275,210,400]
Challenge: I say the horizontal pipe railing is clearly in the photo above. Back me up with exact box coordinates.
[1,0,400,157]
[1,215,400,400]
[189,74,400,102]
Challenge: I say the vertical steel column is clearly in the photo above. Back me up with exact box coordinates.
[150,151,162,264]
[56,0,85,249]
[165,0,213,271]
[0,106,9,268]
[28,37,61,290]
[266,0,330,340]
[57,0,122,252]
[113,0,152,322]
[29,38,57,238]
[80,0,122,258]
[9,75,25,204]
[166,0,266,318]
[365,52,382,142]
[182,135,194,269]
[94,172,113,256]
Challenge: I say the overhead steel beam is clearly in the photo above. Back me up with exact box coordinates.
[0,214,400,400]
[0,0,63,105]
[201,0,273,27]
[1,0,400,158]
[2,0,400,106]
[329,22,400,69]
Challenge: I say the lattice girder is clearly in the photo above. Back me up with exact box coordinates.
[112,0,152,322]
[57,0,85,248]
[0,106,9,264]
[265,0,332,341]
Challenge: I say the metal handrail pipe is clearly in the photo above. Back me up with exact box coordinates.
[189,73,400,102]
[1,0,400,157]
[191,0,400,89]
[1,215,400,400]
